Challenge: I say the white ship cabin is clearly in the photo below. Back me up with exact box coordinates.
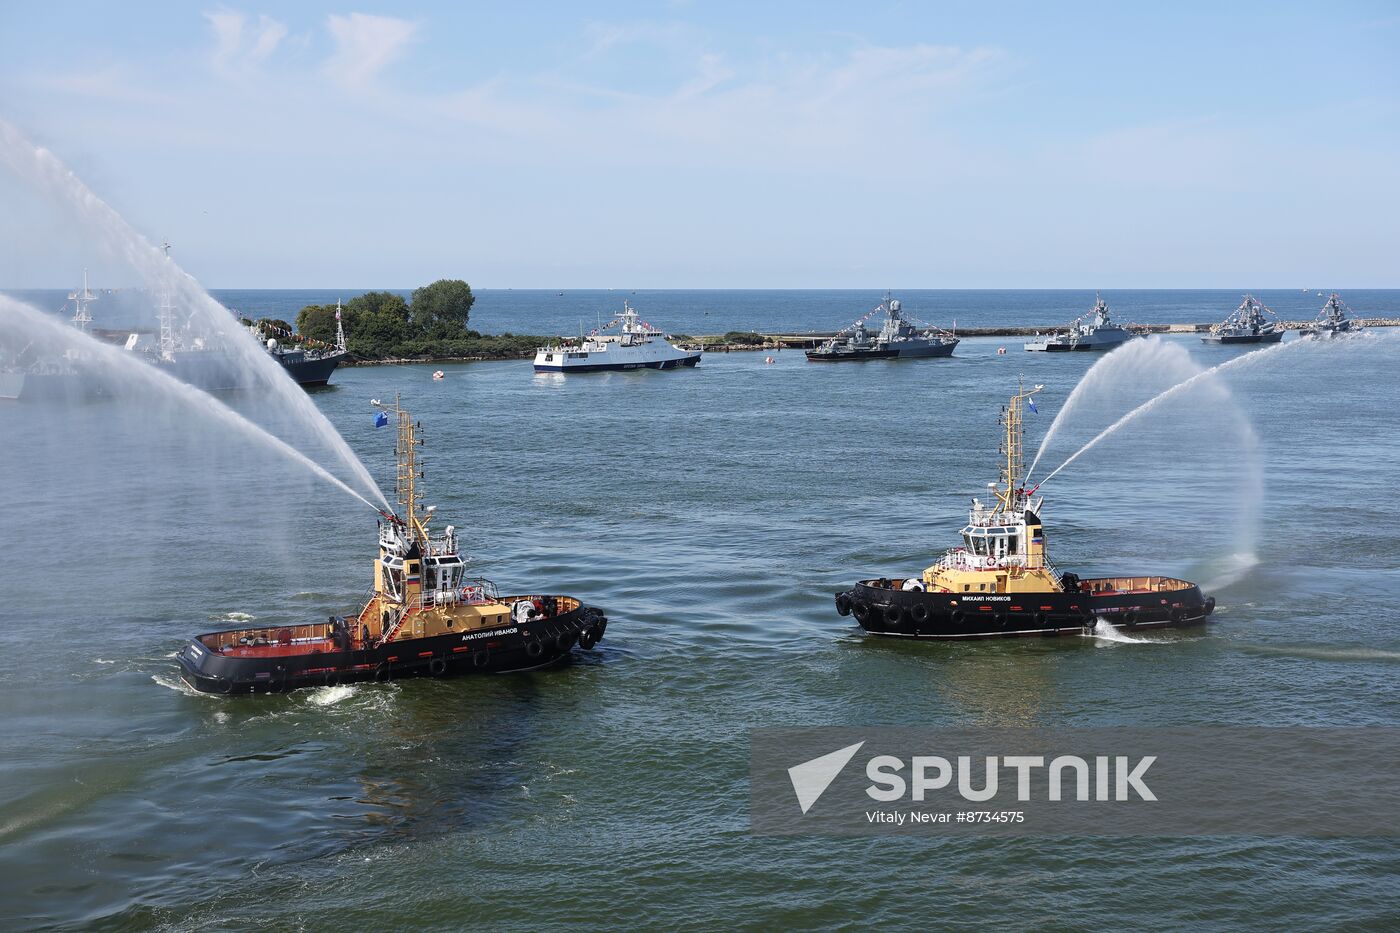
[376,518,487,608]
[922,489,1062,593]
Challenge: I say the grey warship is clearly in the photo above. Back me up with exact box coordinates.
[1024,296,1136,352]
[806,294,958,362]
[1201,295,1283,345]
[1303,293,1356,339]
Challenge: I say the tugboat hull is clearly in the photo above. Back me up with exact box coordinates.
[178,601,607,694]
[836,578,1214,639]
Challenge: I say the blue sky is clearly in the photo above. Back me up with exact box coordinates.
[1,1,1397,287]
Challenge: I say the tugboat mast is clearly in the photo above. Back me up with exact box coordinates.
[995,379,1042,514]
[375,393,429,547]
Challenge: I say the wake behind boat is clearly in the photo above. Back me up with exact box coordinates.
[806,293,958,361]
[534,301,700,373]
[833,382,1214,639]
[177,397,607,694]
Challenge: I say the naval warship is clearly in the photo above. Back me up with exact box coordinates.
[832,382,1215,639]
[1024,296,1136,352]
[1302,293,1356,339]
[534,301,700,373]
[806,293,958,361]
[1201,295,1283,344]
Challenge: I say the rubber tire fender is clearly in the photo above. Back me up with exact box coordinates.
[835,592,852,617]
[374,661,391,682]
[950,609,966,626]
[472,649,491,668]
[429,657,447,676]
[852,601,872,623]
[555,633,572,653]
[883,604,903,627]
[525,639,544,659]
[909,602,929,624]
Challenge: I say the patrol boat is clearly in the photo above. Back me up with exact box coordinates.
[833,382,1214,639]
[1201,295,1283,344]
[177,398,607,694]
[806,293,958,361]
[533,301,701,373]
[1024,296,1137,352]
[1302,293,1356,339]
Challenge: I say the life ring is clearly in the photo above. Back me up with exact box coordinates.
[910,603,929,624]
[883,604,903,626]
[374,661,391,682]
[835,593,852,617]
[429,657,447,676]
[459,586,478,602]
[472,649,491,668]
[984,557,997,569]
[852,602,872,623]
[525,639,544,659]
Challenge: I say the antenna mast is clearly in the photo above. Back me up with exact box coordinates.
[996,378,1043,513]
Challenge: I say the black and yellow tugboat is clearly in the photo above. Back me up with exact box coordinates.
[177,398,607,694]
[833,382,1214,639]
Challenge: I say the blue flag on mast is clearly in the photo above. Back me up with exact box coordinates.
[1027,398,1038,413]
[374,411,389,428]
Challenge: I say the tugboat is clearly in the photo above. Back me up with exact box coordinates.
[533,301,700,373]
[177,397,608,694]
[1201,295,1284,344]
[1024,295,1137,352]
[832,382,1214,639]
[806,293,958,362]
[1302,293,1356,339]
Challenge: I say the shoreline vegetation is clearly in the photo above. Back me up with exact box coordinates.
[289,283,1399,365]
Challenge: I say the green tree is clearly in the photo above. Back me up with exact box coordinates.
[295,304,339,343]
[410,279,475,340]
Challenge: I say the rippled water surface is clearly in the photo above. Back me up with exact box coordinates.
[3,303,1400,929]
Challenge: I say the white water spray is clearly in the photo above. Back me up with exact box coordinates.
[1085,619,1154,644]
[0,118,387,510]
[1029,338,1192,481]
[1037,338,1307,489]
[0,295,380,512]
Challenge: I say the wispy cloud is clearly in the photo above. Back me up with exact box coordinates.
[204,9,288,75]
[323,13,419,89]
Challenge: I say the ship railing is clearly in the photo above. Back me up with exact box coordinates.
[932,549,1061,576]
[417,577,500,608]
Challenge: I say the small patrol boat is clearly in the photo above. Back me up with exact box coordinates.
[533,301,700,373]
[1201,295,1284,344]
[806,293,958,362]
[833,382,1214,639]
[1302,293,1356,339]
[1024,296,1136,352]
[177,397,607,694]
